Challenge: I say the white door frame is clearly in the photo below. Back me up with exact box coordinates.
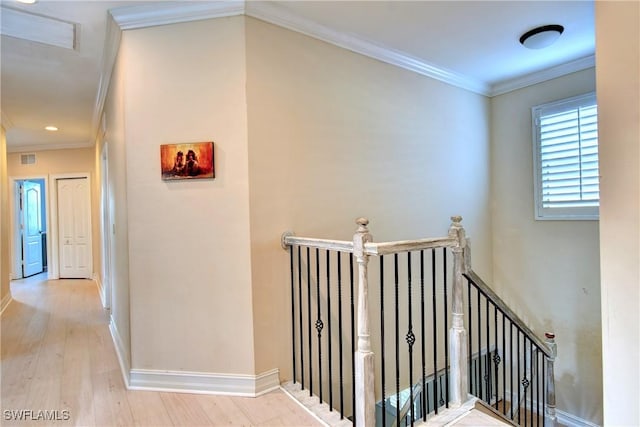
[100,142,112,309]
[49,172,93,280]
[9,175,50,280]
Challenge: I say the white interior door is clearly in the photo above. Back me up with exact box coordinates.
[21,181,43,277]
[57,177,92,279]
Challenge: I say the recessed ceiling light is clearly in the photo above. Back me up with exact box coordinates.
[520,25,564,50]
[45,126,58,131]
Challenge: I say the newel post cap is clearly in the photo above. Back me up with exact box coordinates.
[356,217,370,233]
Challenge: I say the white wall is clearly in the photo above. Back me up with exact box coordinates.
[120,17,256,374]
[246,17,493,377]
[596,2,640,424]
[102,41,132,370]
[0,126,10,310]
[491,68,602,424]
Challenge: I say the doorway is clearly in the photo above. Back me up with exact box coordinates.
[11,177,48,280]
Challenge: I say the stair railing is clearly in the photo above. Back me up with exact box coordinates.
[281,216,557,427]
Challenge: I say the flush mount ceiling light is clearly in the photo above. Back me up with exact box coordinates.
[16,0,38,3]
[520,25,564,49]
[45,126,58,131]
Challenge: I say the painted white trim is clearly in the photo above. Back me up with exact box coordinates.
[0,292,13,315]
[6,142,94,154]
[109,315,131,388]
[490,55,596,97]
[129,368,280,397]
[109,1,245,30]
[556,408,601,427]
[93,273,106,308]
[245,1,489,96]
[91,13,121,147]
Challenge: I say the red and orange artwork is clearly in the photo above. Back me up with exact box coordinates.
[160,142,215,180]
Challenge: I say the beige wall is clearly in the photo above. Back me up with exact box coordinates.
[121,17,255,373]
[246,18,493,377]
[102,41,132,369]
[596,2,640,424]
[0,126,10,310]
[491,68,602,424]
[6,147,99,281]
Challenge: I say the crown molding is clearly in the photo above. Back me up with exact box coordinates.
[490,55,596,97]
[6,141,93,154]
[109,1,245,31]
[245,1,490,96]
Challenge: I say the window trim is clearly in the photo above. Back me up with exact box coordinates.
[532,92,599,221]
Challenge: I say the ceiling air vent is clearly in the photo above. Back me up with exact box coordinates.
[20,154,36,165]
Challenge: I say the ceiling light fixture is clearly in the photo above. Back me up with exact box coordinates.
[45,126,58,131]
[520,25,564,49]
[16,0,38,4]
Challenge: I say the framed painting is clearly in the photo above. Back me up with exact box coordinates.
[160,142,215,180]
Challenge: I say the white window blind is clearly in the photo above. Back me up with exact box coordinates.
[532,93,599,220]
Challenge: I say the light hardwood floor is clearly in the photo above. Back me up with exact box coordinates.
[1,275,322,426]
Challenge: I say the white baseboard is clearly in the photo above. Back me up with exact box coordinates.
[129,368,280,397]
[556,408,601,427]
[93,273,106,308]
[109,315,131,388]
[0,292,13,315]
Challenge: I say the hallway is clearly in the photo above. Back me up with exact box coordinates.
[0,276,321,426]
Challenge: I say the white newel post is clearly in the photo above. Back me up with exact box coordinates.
[448,216,469,407]
[545,332,557,426]
[353,217,375,427]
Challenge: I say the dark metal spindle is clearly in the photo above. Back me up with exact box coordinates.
[486,298,490,403]
[407,252,415,425]
[537,349,541,426]
[468,281,473,394]
[337,253,344,419]
[380,256,387,427]
[494,304,499,409]
[431,249,438,413]
[298,246,304,389]
[326,250,333,409]
[350,254,356,425]
[502,311,506,415]
[316,249,323,402]
[394,253,400,419]
[477,289,482,400]
[542,355,546,427]
[510,322,513,420]
[307,247,313,396]
[442,248,449,408]
[420,250,427,421]
[530,340,534,427]
[290,247,296,384]
[517,329,521,423]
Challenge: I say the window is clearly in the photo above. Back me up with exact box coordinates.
[532,92,599,220]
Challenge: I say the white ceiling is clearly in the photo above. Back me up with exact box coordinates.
[0,0,595,152]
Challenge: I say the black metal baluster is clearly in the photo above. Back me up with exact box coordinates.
[394,253,400,419]
[502,311,506,415]
[468,280,473,394]
[326,250,333,410]
[298,246,304,389]
[420,250,427,420]
[307,247,313,396]
[493,305,500,409]
[290,246,296,385]
[486,298,490,404]
[545,364,549,427]
[380,256,387,427]
[337,252,344,419]
[537,348,541,426]
[431,249,438,413]
[443,248,449,408]
[517,329,521,423]
[350,254,356,425]
[510,322,513,420]
[477,288,482,400]
[316,249,323,402]
[406,252,415,425]
[530,340,534,427]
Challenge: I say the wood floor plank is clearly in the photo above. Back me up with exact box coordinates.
[2,275,322,427]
